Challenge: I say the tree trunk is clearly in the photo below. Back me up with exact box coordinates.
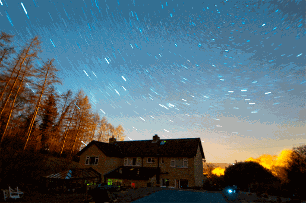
[23,60,51,151]
[0,58,26,117]
[0,64,27,151]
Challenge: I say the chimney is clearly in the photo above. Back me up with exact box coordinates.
[152,134,160,143]
[109,135,116,144]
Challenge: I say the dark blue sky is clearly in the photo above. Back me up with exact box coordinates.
[1,0,305,162]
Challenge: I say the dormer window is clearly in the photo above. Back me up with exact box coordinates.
[147,157,155,163]
[85,156,98,165]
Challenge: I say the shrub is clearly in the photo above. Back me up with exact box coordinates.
[224,161,278,193]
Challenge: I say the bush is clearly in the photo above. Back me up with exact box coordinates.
[202,174,225,191]
[224,161,278,192]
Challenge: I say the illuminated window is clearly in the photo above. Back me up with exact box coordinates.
[147,157,155,163]
[161,179,169,186]
[108,179,122,186]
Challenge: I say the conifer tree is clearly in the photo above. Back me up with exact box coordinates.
[23,58,61,151]
[39,86,58,152]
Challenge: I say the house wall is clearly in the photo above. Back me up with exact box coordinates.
[159,156,195,188]
[79,144,122,183]
[124,156,196,188]
[193,145,204,187]
[122,179,148,188]
[142,156,158,167]
[105,175,156,189]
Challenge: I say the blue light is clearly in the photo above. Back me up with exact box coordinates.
[228,189,233,193]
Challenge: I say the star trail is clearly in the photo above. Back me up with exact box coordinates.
[1,0,305,162]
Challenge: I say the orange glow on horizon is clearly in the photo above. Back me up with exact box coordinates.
[207,149,295,180]
[245,149,294,180]
[212,167,225,176]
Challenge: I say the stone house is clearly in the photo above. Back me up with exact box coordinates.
[77,134,205,189]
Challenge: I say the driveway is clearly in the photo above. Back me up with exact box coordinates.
[132,190,228,203]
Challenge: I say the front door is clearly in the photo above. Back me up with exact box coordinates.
[180,179,188,189]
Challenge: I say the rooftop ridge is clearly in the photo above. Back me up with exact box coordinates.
[110,137,200,142]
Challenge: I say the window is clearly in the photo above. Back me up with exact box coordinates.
[161,179,169,186]
[85,156,98,165]
[124,158,128,166]
[183,158,188,168]
[124,157,141,166]
[161,157,164,164]
[147,157,155,163]
[108,179,122,186]
[170,160,175,167]
[170,158,188,168]
[137,157,141,166]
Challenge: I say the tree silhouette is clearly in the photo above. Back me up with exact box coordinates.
[224,161,278,192]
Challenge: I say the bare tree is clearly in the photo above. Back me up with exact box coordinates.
[115,124,125,141]
[97,117,108,142]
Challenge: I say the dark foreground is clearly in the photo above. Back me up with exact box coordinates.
[1,187,305,203]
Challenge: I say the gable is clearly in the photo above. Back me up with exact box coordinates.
[77,141,104,157]
[197,141,205,159]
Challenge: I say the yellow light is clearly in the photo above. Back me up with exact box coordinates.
[244,149,295,182]
[212,167,225,176]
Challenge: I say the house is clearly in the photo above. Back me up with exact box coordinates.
[77,134,206,189]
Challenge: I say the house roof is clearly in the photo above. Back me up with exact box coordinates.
[44,167,101,180]
[104,166,159,180]
[77,137,205,159]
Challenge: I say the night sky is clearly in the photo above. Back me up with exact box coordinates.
[1,0,305,163]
